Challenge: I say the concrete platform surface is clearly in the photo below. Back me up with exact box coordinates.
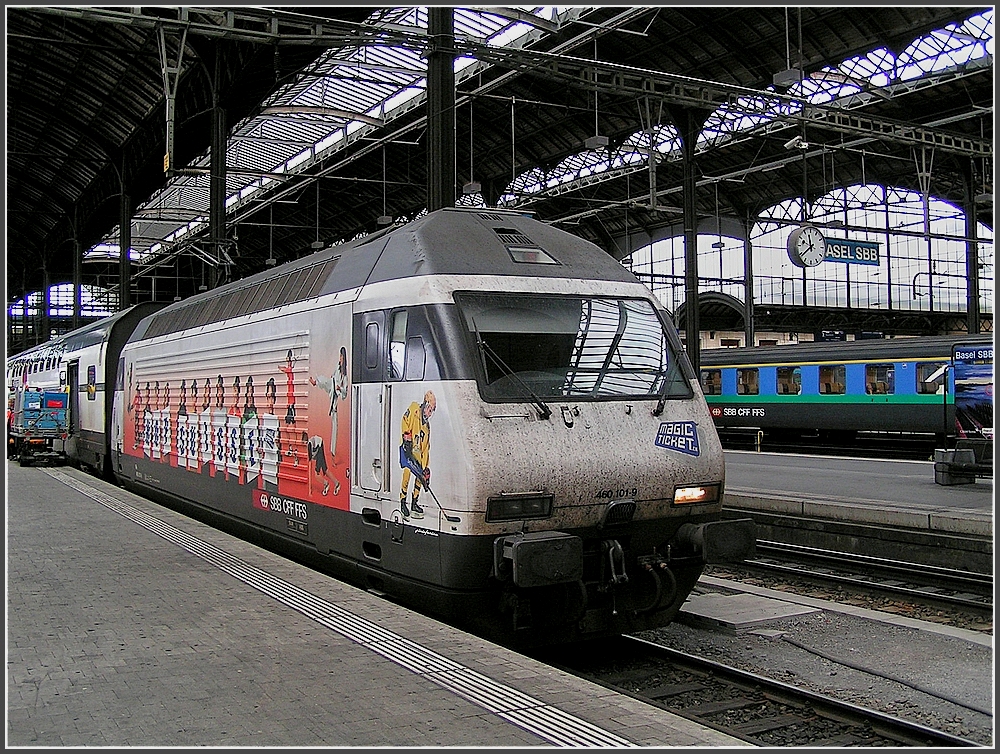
[723,450,993,537]
[6,462,747,748]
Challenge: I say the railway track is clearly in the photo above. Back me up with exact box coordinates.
[537,635,981,747]
[739,541,993,617]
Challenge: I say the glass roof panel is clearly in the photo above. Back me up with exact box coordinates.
[509,9,992,204]
[94,6,573,261]
[89,8,992,265]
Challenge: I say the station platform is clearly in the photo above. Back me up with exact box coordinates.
[6,461,746,748]
[722,450,993,539]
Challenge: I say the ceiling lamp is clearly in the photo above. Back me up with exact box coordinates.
[772,68,802,89]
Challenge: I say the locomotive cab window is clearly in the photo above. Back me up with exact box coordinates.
[454,292,691,402]
[865,364,894,394]
[700,369,722,395]
[917,362,947,394]
[389,311,408,381]
[364,322,380,370]
[776,366,801,395]
[736,368,758,395]
[819,365,846,394]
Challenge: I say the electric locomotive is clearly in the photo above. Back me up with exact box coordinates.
[13,207,755,647]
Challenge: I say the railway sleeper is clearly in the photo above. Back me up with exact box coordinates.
[731,712,814,736]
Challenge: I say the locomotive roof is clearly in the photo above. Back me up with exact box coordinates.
[701,334,993,367]
[134,208,639,341]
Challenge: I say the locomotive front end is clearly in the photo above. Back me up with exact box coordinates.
[451,288,755,645]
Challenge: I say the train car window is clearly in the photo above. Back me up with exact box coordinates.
[405,336,426,381]
[453,292,691,401]
[87,365,97,400]
[389,310,408,381]
[917,362,947,394]
[736,368,759,395]
[700,369,722,395]
[819,365,846,394]
[865,364,895,394]
[776,366,801,395]
[365,323,381,370]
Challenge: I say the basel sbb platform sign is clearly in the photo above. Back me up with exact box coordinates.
[824,238,880,265]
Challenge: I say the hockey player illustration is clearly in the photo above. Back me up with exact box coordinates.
[308,345,348,488]
[398,390,437,520]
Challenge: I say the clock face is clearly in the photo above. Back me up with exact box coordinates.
[788,226,827,267]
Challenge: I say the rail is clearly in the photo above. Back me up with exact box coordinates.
[540,636,983,747]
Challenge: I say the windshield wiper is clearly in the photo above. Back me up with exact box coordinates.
[471,319,552,421]
[652,369,677,417]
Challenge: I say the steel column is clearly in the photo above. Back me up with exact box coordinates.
[119,189,132,310]
[427,7,455,212]
[671,107,710,373]
[963,159,981,334]
[210,102,227,290]
[72,234,81,330]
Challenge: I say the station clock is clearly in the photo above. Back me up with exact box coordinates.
[787,225,827,267]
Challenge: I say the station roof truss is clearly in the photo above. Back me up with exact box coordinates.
[5,5,994,313]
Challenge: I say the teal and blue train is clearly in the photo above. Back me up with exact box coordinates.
[700,334,993,441]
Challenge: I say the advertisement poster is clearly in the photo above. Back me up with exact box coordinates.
[122,327,352,517]
[952,343,993,439]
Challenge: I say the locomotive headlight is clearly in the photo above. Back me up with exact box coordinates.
[673,484,721,505]
[486,492,554,522]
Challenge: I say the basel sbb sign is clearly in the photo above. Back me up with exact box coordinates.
[824,238,880,265]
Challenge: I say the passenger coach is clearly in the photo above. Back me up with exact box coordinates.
[700,334,993,440]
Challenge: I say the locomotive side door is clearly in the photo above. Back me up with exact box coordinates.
[111,356,126,475]
[354,311,386,496]
[65,360,80,436]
